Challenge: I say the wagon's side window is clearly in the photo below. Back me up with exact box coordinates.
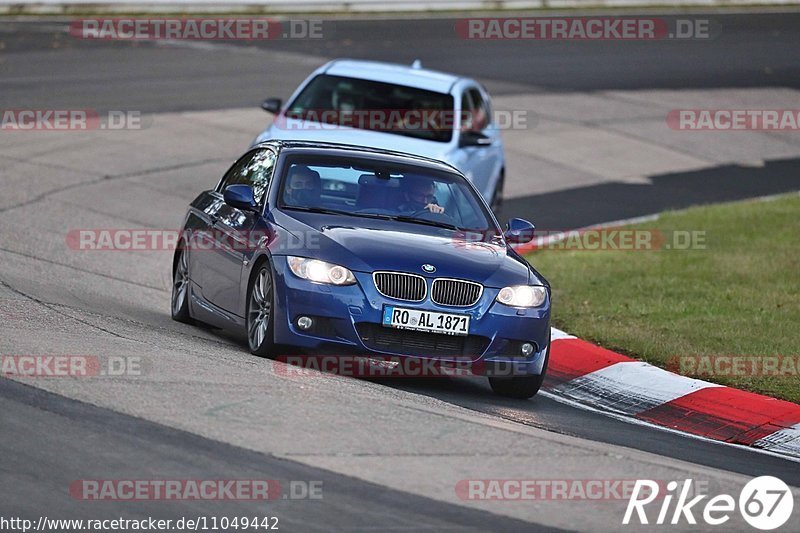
[465,87,489,132]
[460,90,475,132]
[217,148,277,205]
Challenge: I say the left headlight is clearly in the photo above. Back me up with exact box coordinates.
[496,285,547,308]
[287,256,356,285]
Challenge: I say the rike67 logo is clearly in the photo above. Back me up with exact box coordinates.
[623,476,794,530]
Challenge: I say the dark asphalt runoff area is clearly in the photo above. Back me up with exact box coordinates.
[3,13,799,110]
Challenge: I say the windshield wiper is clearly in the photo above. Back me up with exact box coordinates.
[390,216,462,231]
[283,206,352,217]
[285,206,396,222]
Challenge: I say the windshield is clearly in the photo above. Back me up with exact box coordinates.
[279,155,495,233]
[283,74,455,143]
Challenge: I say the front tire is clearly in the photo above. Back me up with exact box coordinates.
[171,248,193,324]
[488,334,550,399]
[247,264,276,356]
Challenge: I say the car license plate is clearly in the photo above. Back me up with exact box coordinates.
[382,306,470,336]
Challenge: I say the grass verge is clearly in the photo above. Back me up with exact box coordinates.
[527,193,800,403]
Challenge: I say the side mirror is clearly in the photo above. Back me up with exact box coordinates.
[504,218,535,244]
[459,130,492,148]
[223,184,258,211]
[261,97,282,114]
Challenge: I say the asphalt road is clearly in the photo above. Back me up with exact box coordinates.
[1,11,799,531]
[0,378,554,532]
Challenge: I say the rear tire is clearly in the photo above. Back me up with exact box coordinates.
[488,334,550,399]
[171,247,193,324]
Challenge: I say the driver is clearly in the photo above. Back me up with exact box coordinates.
[398,176,444,214]
[284,165,321,205]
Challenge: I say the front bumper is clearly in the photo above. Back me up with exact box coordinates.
[271,257,551,376]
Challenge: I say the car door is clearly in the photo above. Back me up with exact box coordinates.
[456,86,503,199]
[197,147,276,315]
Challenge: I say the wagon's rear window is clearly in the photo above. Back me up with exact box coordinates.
[283,75,455,143]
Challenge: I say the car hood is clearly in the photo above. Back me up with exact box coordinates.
[273,210,535,288]
[254,123,453,164]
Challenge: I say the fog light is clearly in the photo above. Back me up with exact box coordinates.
[521,343,535,356]
[297,316,313,330]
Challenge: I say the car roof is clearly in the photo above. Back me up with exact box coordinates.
[255,140,462,175]
[322,59,462,94]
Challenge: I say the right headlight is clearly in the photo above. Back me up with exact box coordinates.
[496,285,547,308]
[287,256,356,285]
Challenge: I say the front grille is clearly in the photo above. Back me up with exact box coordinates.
[373,271,426,302]
[431,278,483,307]
[356,323,490,358]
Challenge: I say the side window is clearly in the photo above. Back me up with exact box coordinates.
[447,183,483,229]
[460,90,476,132]
[432,181,451,207]
[467,88,490,131]
[217,148,276,204]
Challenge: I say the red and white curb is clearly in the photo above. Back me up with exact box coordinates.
[543,328,800,460]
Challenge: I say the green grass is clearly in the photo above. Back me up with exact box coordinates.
[527,193,800,403]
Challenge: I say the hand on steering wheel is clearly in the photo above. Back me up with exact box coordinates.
[407,205,458,225]
[410,204,444,216]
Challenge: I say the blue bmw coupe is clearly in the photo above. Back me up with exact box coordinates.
[172,141,551,398]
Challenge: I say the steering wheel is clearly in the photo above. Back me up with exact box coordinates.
[407,208,458,225]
